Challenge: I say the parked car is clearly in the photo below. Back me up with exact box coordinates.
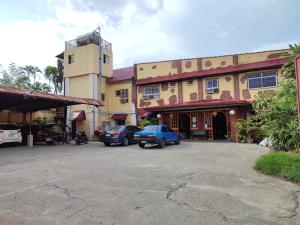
[134,125,180,148]
[102,125,140,146]
[0,123,22,145]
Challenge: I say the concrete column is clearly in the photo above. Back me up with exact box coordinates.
[88,74,99,139]
[64,78,72,128]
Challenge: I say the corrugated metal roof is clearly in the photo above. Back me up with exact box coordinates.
[110,67,134,82]
[0,85,103,111]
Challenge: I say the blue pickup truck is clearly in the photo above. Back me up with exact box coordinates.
[134,125,180,148]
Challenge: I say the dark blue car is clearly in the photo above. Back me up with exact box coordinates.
[102,125,140,146]
[134,125,180,148]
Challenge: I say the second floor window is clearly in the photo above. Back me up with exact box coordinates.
[116,89,128,103]
[206,79,219,93]
[68,54,74,64]
[169,81,176,88]
[103,54,109,64]
[248,71,277,89]
[143,86,160,99]
[187,80,193,86]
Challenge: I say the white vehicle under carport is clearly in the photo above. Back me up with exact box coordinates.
[0,123,22,145]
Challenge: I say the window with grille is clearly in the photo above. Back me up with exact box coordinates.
[119,89,128,103]
[247,71,277,89]
[143,86,160,99]
[187,80,193,86]
[169,81,176,88]
[206,79,219,93]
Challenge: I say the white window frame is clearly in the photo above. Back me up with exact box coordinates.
[206,79,219,93]
[169,81,176,88]
[247,71,278,89]
[143,86,160,99]
[187,80,193,86]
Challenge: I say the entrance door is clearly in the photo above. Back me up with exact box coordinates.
[71,120,76,138]
[179,113,191,139]
[212,112,227,139]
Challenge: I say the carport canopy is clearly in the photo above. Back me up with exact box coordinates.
[0,85,103,112]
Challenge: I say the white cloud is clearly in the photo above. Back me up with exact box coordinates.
[0,0,185,70]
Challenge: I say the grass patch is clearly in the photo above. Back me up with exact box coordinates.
[254,152,300,182]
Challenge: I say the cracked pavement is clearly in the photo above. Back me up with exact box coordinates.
[0,141,299,225]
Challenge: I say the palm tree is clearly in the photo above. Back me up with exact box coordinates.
[282,43,300,79]
[57,59,64,93]
[15,75,31,89]
[22,65,41,83]
[30,81,51,92]
[44,66,58,93]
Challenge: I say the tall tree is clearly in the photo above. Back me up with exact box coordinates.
[21,65,41,83]
[44,66,58,93]
[57,59,64,93]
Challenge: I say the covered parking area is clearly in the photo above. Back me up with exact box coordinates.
[0,85,102,146]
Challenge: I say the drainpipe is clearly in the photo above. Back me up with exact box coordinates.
[98,27,103,129]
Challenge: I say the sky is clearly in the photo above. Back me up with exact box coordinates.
[0,0,299,71]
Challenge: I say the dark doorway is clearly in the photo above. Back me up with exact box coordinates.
[212,112,227,139]
[71,120,76,138]
[179,113,191,139]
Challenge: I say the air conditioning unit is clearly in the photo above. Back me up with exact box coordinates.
[120,98,128,103]
[206,89,215,94]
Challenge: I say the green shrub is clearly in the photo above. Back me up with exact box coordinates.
[254,152,300,182]
[138,118,158,129]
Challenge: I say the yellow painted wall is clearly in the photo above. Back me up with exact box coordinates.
[238,50,286,64]
[136,49,287,81]
[0,110,55,124]
[109,81,132,113]
[136,62,178,79]
[182,79,198,102]
[64,44,113,78]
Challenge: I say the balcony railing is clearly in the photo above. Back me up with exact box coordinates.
[65,30,112,51]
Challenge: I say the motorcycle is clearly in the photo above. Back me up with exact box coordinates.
[74,132,88,145]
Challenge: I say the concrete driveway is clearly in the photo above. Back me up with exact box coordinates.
[0,142,299,225]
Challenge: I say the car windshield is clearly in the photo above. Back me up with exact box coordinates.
[144,125,160,132]
[108,126,125,132]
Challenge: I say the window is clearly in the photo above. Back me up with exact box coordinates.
[169,81,176,88]
[103,54,109,64]
[101,93,105,102]
[187,80,193,86]
[120,89,128,103]
[68,54,74,64]
[143,86,160,99]
[162,126,168,132]
[248,71,277,89]
[116,90,121,96]
[206,79,219,93]
[116,120,125,126]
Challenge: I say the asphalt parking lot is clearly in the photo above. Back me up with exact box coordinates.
[0,142,299,225]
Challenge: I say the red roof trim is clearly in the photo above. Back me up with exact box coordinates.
[136,58,287,85]
[141,100,252,111]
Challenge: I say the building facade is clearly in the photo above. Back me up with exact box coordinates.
[135,49,287,141]
[59,30,288,141]
[59,30,136,138]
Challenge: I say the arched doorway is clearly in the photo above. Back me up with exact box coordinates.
[212,112,227,139]
[179,113,191,139]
